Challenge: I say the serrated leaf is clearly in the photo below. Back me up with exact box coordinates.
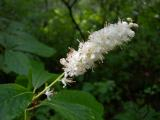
[0,27,55,57]
[42,90,104,120]
[0,32,18,49]
[15,75,29,88]
[4,50,30,75]
[32,69,55,90]
[0,84,33,120]
[30,60,44,70]
[11,31,55,57]
[31,60,58,90]
[7,21,25,32]
[0,21,56,75]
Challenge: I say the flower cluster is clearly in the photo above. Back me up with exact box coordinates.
[60,19,138,87]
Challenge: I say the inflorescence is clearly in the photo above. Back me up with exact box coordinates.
[60,19,138,88]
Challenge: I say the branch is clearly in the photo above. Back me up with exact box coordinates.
[44,0,49,11]
[43,0,49,27]
[61,0,85,40]
[70,0,78,7]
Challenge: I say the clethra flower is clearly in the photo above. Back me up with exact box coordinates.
[60,19,138,87]
[61,77,76,88]
[45,88,54,101]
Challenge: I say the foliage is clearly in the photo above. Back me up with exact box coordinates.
[0,19,55,75]
[0,61,103,120]
[0,84,33,120]
[42,90,104,120]
[114,102,160,120]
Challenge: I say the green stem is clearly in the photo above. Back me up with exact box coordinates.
[27,104,41,111]
[32,73,64,101]
[24,110,27,120]
[33,88,36,94]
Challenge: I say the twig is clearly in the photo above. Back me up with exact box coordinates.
[44,0,49,11]
[61,0,85,40]
[43,0,49,28]
[24,110,27,120]
[70,0,78,7]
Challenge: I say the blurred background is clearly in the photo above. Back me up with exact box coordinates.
[0,0,160,119]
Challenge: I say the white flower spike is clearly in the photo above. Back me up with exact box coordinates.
[60,19,138,87]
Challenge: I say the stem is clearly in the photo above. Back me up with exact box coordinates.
[27,104,41,111]
[61,0,85,40]
[32,73,64,101]
[33,88,36,94]
[24,110,27,120]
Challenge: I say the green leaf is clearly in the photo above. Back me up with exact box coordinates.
[0,27,55,57]
[42,90,104,120]
[32,69,55,91]
[4,50,30,75]
[0,32,18,49]
[30,59,45,70]
[11,31,55,57]
[0,33,6,47]
[31,60,58,90]
[0,54,4,69]
[15,75,29,88]
[0,84,33,120]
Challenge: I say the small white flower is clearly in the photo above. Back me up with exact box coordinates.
[45,88,54,101]
[61,78,75,88]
